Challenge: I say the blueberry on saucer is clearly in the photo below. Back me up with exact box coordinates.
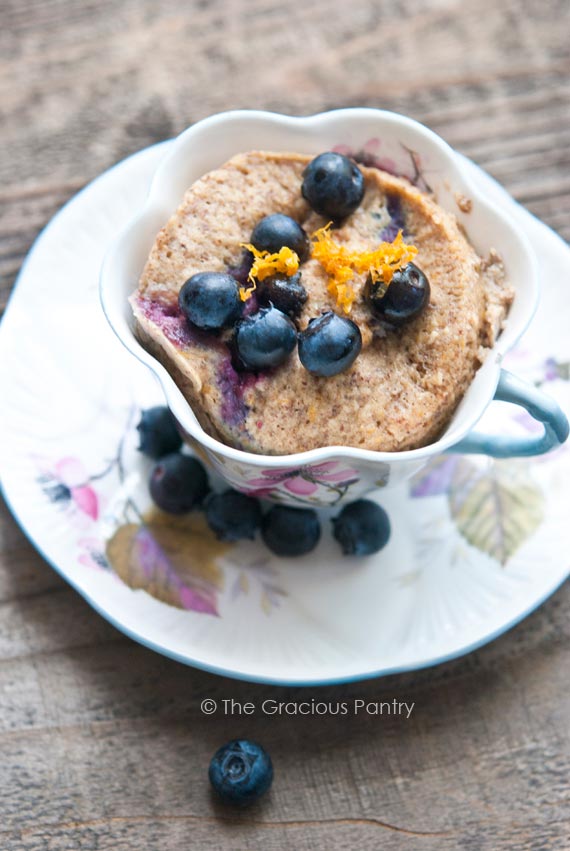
[149,453,209,514]
[205,490,262,542]
[332,499,391,556]
[137,406,182,459]
[261,505,321,557]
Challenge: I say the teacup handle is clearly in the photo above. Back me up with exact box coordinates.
[450,369,569,458]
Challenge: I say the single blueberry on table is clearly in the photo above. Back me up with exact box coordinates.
[149,453,209,514]
[257,271,308,319]
[367,262,430,326]
[298,311,362,377]
[332,499,391,556]
[136,406,182,459]
[250,214,310,261]
[209,739,273,806]
[235,306,297,371]
[205,489,262,542]
[261,505,321,557]
[302,152,365,220]
[178,272,243,331]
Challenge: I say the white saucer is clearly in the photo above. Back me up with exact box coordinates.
[1,142,569,685]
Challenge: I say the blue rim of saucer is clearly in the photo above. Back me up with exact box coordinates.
[1,141,568,686]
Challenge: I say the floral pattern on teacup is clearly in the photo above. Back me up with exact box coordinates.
[204,448,392,506]
[333,138,432,193]
[239,460,361,505]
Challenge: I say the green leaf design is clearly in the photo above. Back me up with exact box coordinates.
[449,460,544,566]
[553,361,570,381]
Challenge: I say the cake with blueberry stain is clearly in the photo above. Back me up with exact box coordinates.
[131,151,513,454]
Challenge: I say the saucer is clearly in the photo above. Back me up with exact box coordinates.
[0,141,568,685]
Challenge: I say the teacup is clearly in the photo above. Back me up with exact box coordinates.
[100,109,568,507]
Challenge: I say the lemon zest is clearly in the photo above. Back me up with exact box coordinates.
[311,223,358,312]
[311,224,418,313]
[238,244,300,301]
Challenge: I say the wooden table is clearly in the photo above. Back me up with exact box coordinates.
[2,1,569,847]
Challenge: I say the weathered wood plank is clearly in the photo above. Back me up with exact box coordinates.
[1,492,569,849]
[0,630,568,848]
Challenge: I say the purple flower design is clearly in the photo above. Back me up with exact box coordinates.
[410,456,462,498]
[133,527,220,616]
[78,537,109,570]
[37,456,100,521]
[333,139,400,176]
[333,138,432,192]
[540,357,570,384]
[242,461,360,501]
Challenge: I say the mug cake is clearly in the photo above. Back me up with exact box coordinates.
[130,150,514,455]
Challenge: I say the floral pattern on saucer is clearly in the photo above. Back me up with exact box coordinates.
[36,456,101,523]
[33,409,289,617]
[30,354,568,615]
[2,140,569,682]
[411,456,543,566]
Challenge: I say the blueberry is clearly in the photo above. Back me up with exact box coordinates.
[205,489,262,541]
[227,252,254,287]
[332,499,391,556]
[298,311,362,377]
[302,152,365,220]
[367,262,430,326]
[251,214,310,261]
[235,306,297,371]
[209,740,273,807]
[257,272,307,318]
[178,272,242,331]
[136,406,182,459]
[261,505,321,557]
[149,453,209,514]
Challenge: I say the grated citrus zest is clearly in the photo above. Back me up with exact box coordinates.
[311,223,418,313]
[238,244,300,301]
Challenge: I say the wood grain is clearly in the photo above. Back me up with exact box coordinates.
[2,0,570,848]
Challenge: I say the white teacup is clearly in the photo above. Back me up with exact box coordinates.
[100,109,568,507]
